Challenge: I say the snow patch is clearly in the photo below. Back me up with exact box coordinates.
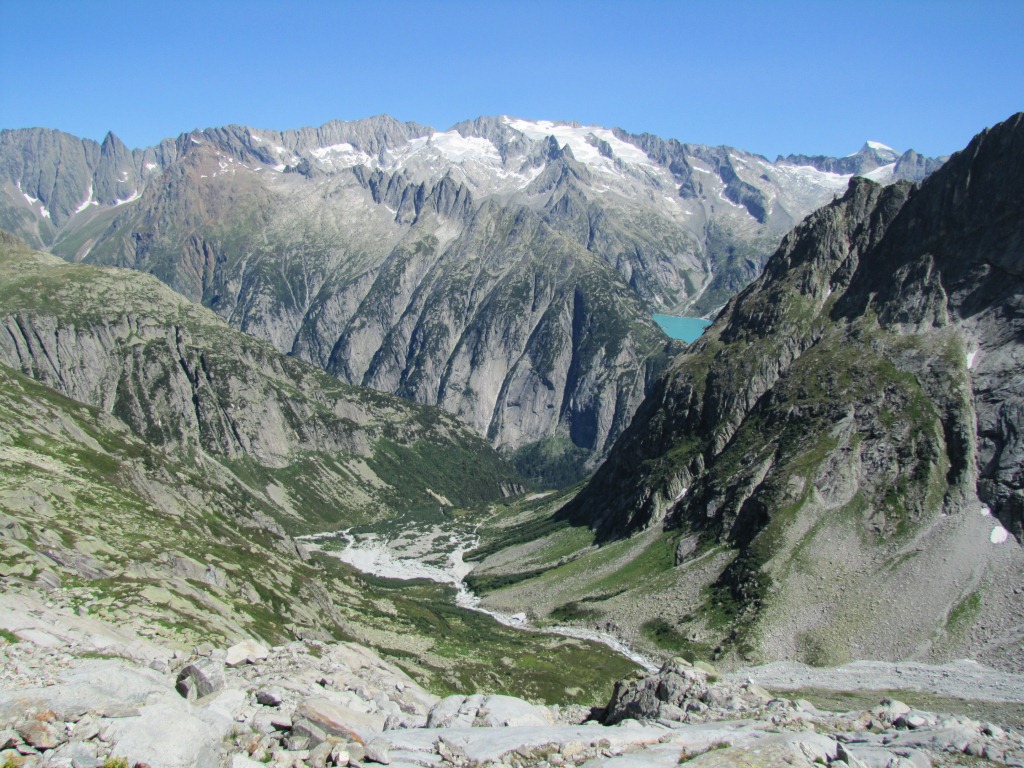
[980,504,991,516]
[113,190,141,206]
[74,184,97,214]
[866,140,896,153]
[39,206,50,220]
[967,349,978,369]
[862,162,896,182]
[503,116,655,172]
[774,163,852,189]
[18,180,39,205]
[428,131,501,165]
[144,162,158,171]
[991,525,1009,544]
[310,142,375,169]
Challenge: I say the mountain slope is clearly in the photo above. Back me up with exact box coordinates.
[472,113,1024,671]
[0,236,521,532]
[0,232,647,701]
[0,118,941,476]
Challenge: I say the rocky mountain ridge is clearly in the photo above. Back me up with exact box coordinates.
[467,113,1024,672]
[0,117,942,478]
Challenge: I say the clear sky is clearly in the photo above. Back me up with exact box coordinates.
[2,0,1021,159]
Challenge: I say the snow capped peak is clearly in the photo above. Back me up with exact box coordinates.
[865,140,896,153]
[501,116,655,172]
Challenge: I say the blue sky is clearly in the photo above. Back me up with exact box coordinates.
[2,1,1021,159]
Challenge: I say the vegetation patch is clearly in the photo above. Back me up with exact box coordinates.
[464,566,556,593]
[508,436,594,488]
[549,600,603,623]
[641,617,715,660]
[946,591,982,637]
[366,438,521,512]
[465,512,573,562]
[0,628,20,644]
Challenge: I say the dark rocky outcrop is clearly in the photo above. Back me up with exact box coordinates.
[560,112,1024,669]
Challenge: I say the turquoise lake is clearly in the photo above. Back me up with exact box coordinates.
[652,314,712,343]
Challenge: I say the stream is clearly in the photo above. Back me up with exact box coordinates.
[298,523,658,673]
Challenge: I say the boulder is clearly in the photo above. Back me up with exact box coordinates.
[287,717,328,751]
[225,640,269,667]
[44,739,99,768]
[365,737,392,764]
[426,694,551,728]
[295,697,386,744]
[255,688,284,707]
[307,740,333,768]
[603,659,711,724]
[175,657,226,701]
[18,719,61,750]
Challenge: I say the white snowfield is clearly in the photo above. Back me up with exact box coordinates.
[242,115,872,213]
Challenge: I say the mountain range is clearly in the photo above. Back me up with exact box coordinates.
[0,118,944,481]
[0,108,1022,768]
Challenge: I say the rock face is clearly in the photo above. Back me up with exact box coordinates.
[559,112,1024,669]
[0,240,520,529]
[0,118,941,477]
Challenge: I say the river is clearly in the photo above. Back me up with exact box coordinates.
[298,524,659,673]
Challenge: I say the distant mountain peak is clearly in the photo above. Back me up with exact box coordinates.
[863,139,897,154]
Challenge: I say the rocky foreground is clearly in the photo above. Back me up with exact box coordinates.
[2,590,1024,768]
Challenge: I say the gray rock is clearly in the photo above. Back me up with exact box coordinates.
[255,688,284,707]
[175,657,226,701]
[307,740,333,768]
[295,697,386,743]
[288,717,328,750]
[426,694,550,728]
[225,640,269,667]
[604,659,710,724]
[365,737,391,765]
[47,739,99,768]
[328,743,351,766]
[18,720,61,750]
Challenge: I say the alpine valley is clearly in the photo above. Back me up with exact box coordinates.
[0,117,943,480]
[1,112,1024,768]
